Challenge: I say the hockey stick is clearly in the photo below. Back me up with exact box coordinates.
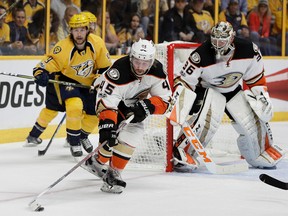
[0,72,91,89]
[28,115,134,211]
[165,85,249,174]
[38,113,66,156]
[180,121,249,174]
[0,0,21,20]
[259,174,288,190]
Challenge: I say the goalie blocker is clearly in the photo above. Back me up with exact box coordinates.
[166,84,284,172]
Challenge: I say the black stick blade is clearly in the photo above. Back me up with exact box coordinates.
[38,150,46,156]
[259,174,288,190]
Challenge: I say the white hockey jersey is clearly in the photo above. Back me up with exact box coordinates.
[175,37,266,93]
[96,56,172,120]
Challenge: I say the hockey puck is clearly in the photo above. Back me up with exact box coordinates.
[35,206,45,212]
[29,200,45,212]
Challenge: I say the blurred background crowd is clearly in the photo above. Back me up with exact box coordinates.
[0,0,287,56]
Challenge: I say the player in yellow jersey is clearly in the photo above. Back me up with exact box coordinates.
[29,13,112,157]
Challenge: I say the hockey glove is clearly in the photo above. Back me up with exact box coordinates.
[131,99,155,123]
[244,86,273,122]
[118,101,134,119]
[33,68,49,87]
[99,119,118,148]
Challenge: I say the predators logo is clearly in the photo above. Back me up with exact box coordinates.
[71,60,94,77]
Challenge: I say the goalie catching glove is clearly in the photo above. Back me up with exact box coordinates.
[99,119,118,148]
[244,86,273,122]
[33,67,50,87]
[130,99,155,123]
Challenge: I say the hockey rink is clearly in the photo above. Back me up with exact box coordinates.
[0,122,288,216]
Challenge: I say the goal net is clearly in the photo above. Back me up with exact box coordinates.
[128,41,239,172]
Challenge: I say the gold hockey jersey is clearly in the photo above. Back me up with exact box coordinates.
[36,34,111,86]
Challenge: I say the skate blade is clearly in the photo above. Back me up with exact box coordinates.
[23,142,39,147]
[100,182,124,194]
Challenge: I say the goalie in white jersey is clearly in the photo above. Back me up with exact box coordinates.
[85,39,172,193]
[172,21,285,172]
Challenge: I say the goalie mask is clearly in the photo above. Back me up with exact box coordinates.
[130,39,156,78]
[211,21,235,59]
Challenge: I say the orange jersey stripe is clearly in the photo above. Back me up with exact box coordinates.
[99,109,117,123]
[245,73,267,89]
[149,96,168,114]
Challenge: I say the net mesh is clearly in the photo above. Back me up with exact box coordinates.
[128,41,240,171]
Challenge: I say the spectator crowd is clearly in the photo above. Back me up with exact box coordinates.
[0,0,287,56]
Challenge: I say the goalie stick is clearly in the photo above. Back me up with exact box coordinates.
[0,72,91,89]
[259,174,288,190]
[165,85,249,174]
[28,115,134,211]
[38,113,66,156]
[180,121,249,174]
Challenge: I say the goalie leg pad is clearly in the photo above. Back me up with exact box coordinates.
[227,91,284,168]
[188,87,226,147]
[172,88,226,171]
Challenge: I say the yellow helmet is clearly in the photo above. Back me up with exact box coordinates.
[81,11,97,23]
[69,13,89,29]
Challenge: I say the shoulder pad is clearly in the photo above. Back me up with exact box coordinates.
[104,56,136,85]
[147,59,166,79]
[189,40,215,67]
[233,37,258,59]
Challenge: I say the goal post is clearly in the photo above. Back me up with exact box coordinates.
[156,41,201,172]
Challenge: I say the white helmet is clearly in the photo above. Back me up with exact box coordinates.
[211,21,235,59]
[130,39,156,77]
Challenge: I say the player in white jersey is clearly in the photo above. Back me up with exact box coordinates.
[172,21,284,172]
[85,39,172,193]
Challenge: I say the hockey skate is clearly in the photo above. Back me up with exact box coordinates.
[173,147,199,172]
[80,138,93,153]
[24,135,42,147]
[83,156,108,178]
[101,167,126,194]
[70,145,83,157]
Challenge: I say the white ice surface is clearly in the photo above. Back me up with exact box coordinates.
[0,122,288,216]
